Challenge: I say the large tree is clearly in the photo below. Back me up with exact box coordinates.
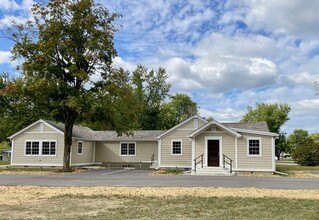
[131,65,171,129]
[241,103,291,160]
[7,0,119,171]
[241,103,291,133]
[160,93,198,129]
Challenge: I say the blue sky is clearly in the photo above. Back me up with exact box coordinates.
[1,0,319,134]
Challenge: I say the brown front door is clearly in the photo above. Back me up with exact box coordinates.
[208,140,219,167]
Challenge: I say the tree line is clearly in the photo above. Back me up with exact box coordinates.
[1,0,318,169]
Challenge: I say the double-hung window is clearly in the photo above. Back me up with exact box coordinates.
[25,141,56,156]
[171,140,182,155]
[247,138,261,156]
[77,141,83,155]
[120,143,136,156]
[42,141,56,155]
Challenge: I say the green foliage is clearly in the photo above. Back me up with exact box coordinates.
[275,132,288,159]
[0,141,9,152]
[287,130,319,166]
[241,103,291,133]
[160,93,198,129]
[292,142,319,166]
[0,74,48,142]
[287,129,311,152]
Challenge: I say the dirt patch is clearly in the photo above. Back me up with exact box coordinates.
[1,186,318,206]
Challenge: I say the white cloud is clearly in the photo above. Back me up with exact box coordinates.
[225,0,319,38]
[0,51,11,64]
[0,0,20,11]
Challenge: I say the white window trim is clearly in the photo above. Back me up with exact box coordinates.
[24,140,57,156]
[247,137,262,157]
[171,140,182,156]
[77,141,83,155]
[120,142,136,156]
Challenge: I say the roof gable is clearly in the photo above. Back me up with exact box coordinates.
[156,115,207,139]
[188,120,241,138]
[8,119,64,140]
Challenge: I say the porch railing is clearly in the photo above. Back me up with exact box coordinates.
[223,154,233,173]
[193,153,204,172]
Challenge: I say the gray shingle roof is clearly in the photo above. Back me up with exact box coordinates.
[44,120,164,141]
[44,119,270,141]
[222,122,269,132]
[92,130,165,141]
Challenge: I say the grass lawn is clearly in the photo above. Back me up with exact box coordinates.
[1,194,318,219]
[0,161,10,165]
[276,164,319,176]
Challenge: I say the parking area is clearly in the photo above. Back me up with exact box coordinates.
[0,168,318,189]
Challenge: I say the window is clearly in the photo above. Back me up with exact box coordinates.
[25,141,56,156]
[77,141,83,155]
[171,140,182,155]
[42,141,56,155]
[248,138,261,156]
[120,143,136,156]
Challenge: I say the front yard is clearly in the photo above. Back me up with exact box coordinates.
[0,186,318,219]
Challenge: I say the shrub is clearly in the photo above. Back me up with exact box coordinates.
[292,142,319,166]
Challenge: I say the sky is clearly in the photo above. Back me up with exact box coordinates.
[0,0,319,134]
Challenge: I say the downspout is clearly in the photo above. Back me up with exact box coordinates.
[157,139,161,168]
[93,141,96,164]
[10,139,14,165]
[191,137,195,171]
[235,137,238,169]
[272,137,278,171]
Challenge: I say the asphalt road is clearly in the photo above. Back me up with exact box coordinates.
[0,169,318,189]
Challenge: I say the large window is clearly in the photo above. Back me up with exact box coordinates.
[248,138,261,156]
[77,141,83,155]
[42,141,56,155]
[25,141,56,156]
[171,140,182,155]
[120,143,136,156]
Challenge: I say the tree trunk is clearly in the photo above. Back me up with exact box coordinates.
[62,114,76,172]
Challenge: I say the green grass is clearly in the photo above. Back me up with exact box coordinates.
[0,161,10,165]
[1,195,318,219]
[276,164,319,177]
[161,168,184,175]
[276,164,319,172]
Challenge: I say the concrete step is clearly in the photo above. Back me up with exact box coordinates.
[192,167,235,176]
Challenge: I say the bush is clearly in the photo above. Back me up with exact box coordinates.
[292,142,319,166]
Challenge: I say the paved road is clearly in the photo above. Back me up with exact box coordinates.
[0,169,318,189]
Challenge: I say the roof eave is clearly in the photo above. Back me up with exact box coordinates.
[231,128,278,137]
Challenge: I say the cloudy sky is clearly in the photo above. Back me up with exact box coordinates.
[1,0,319,134]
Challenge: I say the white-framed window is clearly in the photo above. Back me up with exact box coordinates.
[42,141,56,155]
[25,140,56,156]
[171,140,182,155]
[120,142,136,156]
[77,141,83,155]
[247,138,262,156]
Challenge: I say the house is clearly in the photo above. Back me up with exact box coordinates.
[7,115,278,174]
[0,149,11,161]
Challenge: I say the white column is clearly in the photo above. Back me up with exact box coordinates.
[235,137,238,169]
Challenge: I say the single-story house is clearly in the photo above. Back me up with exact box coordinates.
[0,149,11,161]
[8,115,278,174]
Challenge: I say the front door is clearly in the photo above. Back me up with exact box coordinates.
[207,140,219,167]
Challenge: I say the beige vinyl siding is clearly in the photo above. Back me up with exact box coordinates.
[177,120,195,130]
[95,141,157,163]
[195,132,236,167]
[71,140,94,165]
[237,134,273,170]
[11,124,64,166]
[160,130,192,167]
